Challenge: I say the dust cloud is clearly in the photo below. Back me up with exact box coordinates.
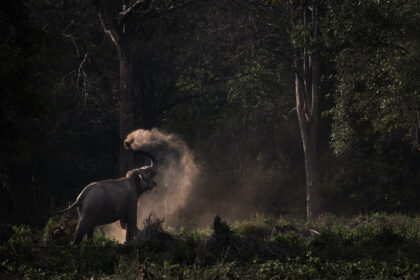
[103,128,199,242]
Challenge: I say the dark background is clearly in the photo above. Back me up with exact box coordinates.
[1,0,419,228]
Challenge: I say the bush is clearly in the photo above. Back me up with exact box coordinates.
[8,224,34,249]
[42,215,77,246]
[2,213,420,279]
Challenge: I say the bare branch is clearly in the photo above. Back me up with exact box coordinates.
[98,13,119,47]
[62,32,80,56]
[76,52,89,93]
[119,0,147,24]
[284,106,297,120]
[154,0,195,15]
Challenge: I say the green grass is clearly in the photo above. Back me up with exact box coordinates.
[2,213,420,279]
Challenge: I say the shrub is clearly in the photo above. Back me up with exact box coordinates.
[42,215,77,246]
[3,213,420,279]
[8,224,33,249]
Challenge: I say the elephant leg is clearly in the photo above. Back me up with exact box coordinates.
[72,217,90,245]
[125,215,139,243]
[126,223,139,243]
[120,220,127,230]
[125,203,139,243]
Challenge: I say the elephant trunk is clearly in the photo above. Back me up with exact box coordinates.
[124,138,157,175]
[137,149,157,176]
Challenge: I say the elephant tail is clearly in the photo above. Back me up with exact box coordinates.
[54,184,92,214]
[55,200,79,214]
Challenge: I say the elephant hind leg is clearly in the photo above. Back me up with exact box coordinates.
[71,230,84,246]
[71,218,92,245]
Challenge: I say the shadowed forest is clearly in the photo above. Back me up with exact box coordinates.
[1,0,420,278]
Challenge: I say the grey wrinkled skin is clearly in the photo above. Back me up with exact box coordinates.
[56,150,157,245]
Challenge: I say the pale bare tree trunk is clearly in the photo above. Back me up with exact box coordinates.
[295,55,321,220]
[293,1,321,220]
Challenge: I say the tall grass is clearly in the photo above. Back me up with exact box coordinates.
[2,213,420,279]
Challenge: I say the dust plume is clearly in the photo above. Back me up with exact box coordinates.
[103,128,199,242]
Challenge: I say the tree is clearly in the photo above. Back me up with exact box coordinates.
[323,0,420,212]
[326,0,420,155]
[92,0,192,175]
[291,0,322,220]
[262,0,323,219]
[225,0,323,219]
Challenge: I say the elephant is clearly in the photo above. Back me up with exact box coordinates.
[56,150,158,245]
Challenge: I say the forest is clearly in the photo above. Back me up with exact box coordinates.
[1,0,420,278]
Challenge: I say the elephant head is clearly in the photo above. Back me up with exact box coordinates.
[126,166,157,194]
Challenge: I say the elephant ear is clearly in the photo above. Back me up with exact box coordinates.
[137,173,153,189]
[137,173,144,184]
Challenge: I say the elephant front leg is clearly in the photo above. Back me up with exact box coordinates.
[120,220,127,229]
[125,202,140,243]
[126,223,140,243]
[125,211,139,243]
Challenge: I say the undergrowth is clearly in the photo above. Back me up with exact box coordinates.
[2,213,420,279]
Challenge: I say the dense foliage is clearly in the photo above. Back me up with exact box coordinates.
[3,214,420,279]
[324,0,420,213]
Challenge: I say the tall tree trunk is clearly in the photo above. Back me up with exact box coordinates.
[98,11,134,176]
[96,1,189,175]
[293,1,321,220]
[295,54,320,220]
[117,35,134,176]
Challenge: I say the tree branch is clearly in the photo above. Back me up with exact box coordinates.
[76,52,89,89]
[98,13,119,47]
[154,0,195,16]
[284,106,297,120]
[119,0,148,25]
